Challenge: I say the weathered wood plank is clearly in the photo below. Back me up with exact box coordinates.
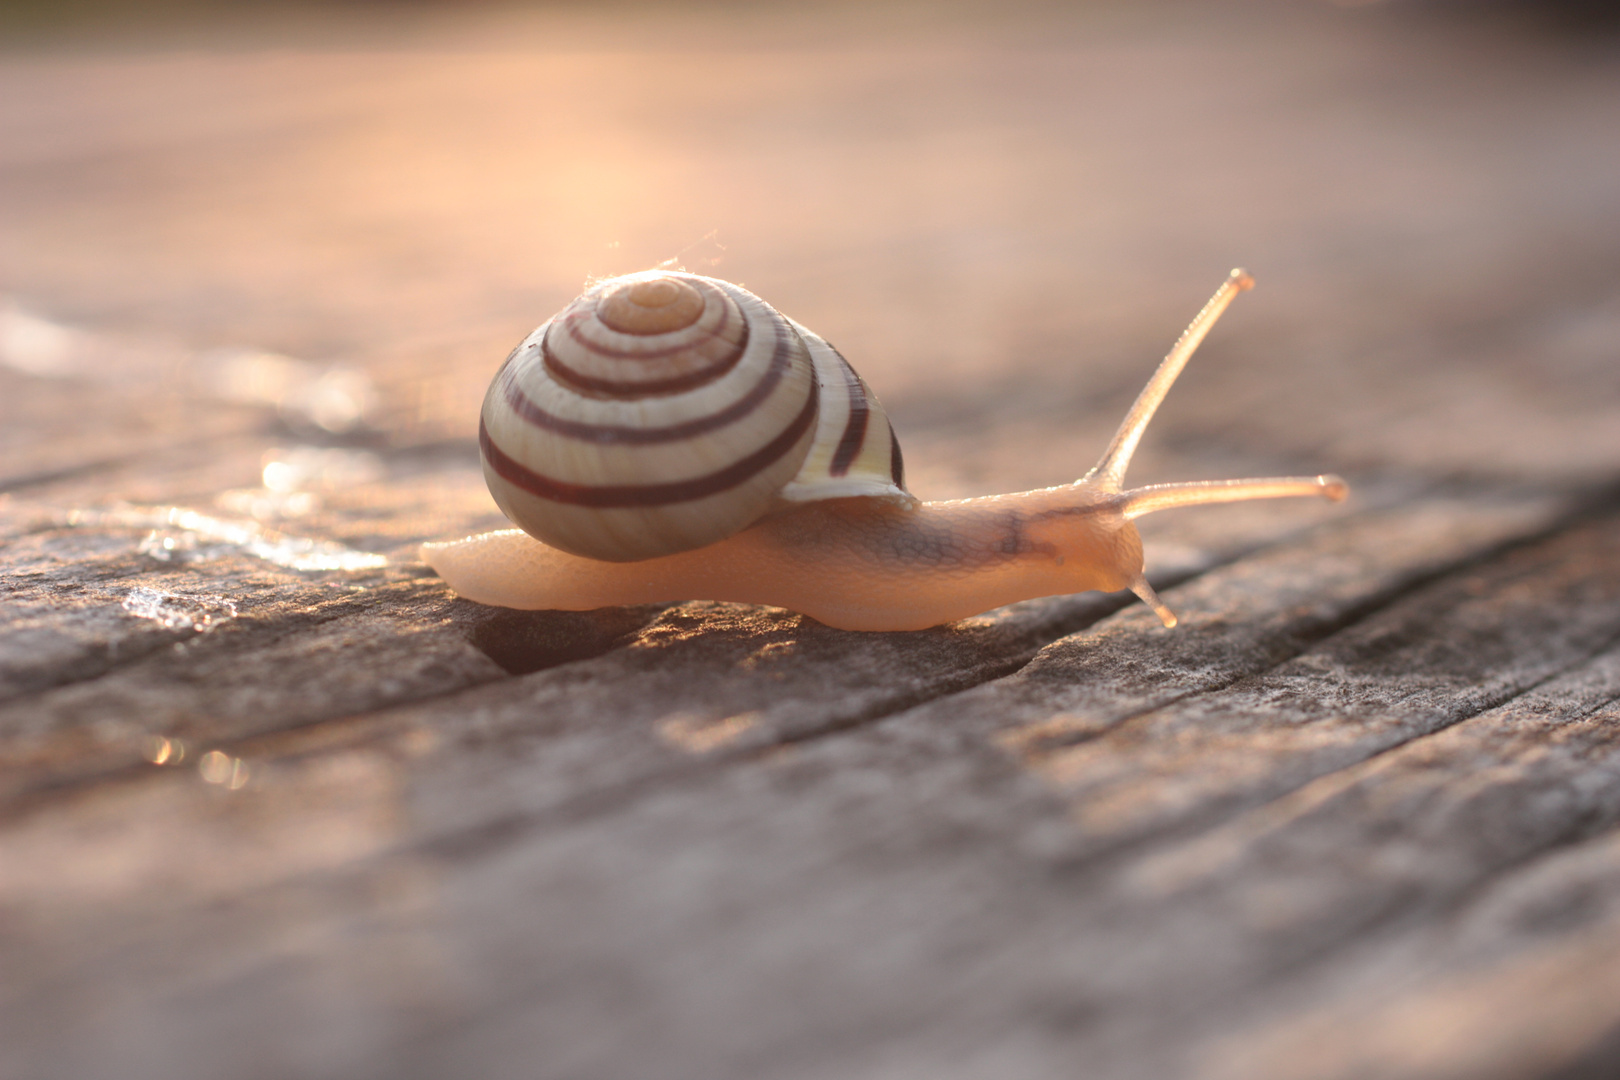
[4,492,1617,1080]
[1188,646,1620,1080]
[3,3,1620,1080]
[1010,510,1620,862]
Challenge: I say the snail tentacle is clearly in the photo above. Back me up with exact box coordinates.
[1086,268,1253,491]
[1121,474,1348,520]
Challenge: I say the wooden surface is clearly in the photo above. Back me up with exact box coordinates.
[4,3,1620,1078]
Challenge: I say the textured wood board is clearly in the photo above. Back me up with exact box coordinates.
[3,3,1620,1080]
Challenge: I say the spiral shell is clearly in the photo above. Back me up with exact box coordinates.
[479,271,912,562]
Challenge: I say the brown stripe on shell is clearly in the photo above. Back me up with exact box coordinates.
[826,346,870,477]
[481,370,819,509]
[541,331,747,398]
[889,426,905,487]
[499,317,796,444]
[557,278,740,361]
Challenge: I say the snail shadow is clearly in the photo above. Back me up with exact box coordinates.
[453,600,670,675]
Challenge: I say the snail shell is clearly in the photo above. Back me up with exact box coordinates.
[480,271,914,562]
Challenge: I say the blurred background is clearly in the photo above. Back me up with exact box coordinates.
[6,6,1620,1079]
[2,0,1619,534]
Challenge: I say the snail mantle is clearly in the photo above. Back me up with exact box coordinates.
[423,269,1346,632]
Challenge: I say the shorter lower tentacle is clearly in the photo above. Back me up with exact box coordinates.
[1128,575,1178,629]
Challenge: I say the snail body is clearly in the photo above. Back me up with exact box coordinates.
[425,269,1347,630]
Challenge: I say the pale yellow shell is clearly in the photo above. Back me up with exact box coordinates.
[479,270,913,562]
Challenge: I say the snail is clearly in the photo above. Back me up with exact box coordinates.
[422,268,1346,631]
